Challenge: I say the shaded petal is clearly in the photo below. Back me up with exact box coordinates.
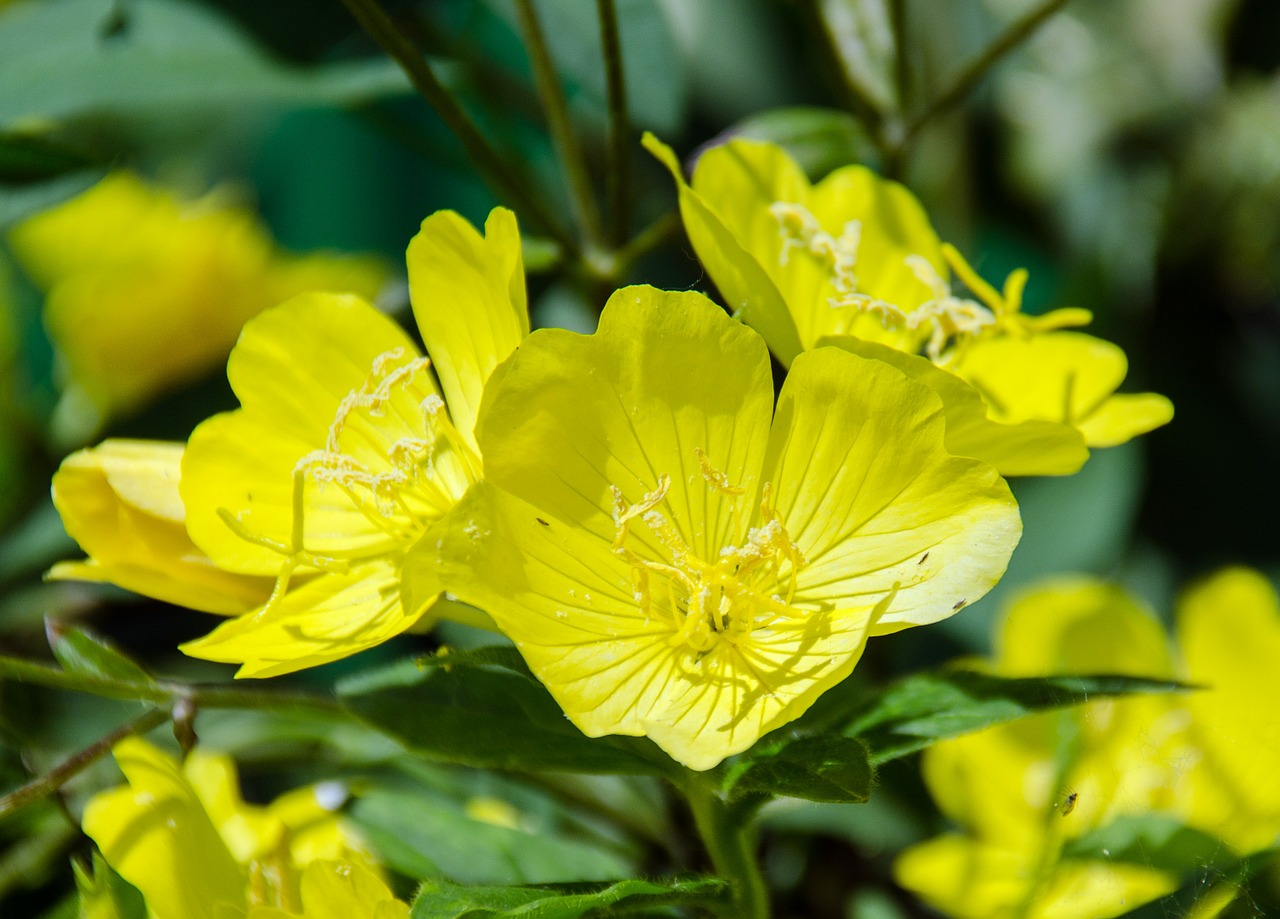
[426,484,873,770]
[820,336,1089,476]
[894,835,1035,919]
[51,440,272,614]
[182,294,438,574]
[644,134,804,364]
[765,348,1021,634]
[82,738,245,919]
[407,207,529,452]
[476,285,773,562]
[181,560,421,678]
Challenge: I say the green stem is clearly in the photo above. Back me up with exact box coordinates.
[515,0,603,248]
[683,780,770,919]
[902,0,1072,144]
[596,0,631,247]
[889,0,910,115]
[0,707,169,818]
[0,655,345,718]
[339,0,577,253]
[613,210,680,277]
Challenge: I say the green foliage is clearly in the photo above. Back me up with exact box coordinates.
[1062,814,1233,877]
[409,876,728,919]
[723,735,873,806]
[45,622,155,689]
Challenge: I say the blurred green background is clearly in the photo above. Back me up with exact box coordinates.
[0,0,1277,916]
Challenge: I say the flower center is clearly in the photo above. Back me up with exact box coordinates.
[609,449,807,658]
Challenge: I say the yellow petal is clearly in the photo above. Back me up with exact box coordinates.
[248,861,406,919]
[406,207,529,453]
[952,332,1172,447]
[1074,392,1174,447]
[181,560,419,678]
[768,347,1022,634]
[183,749,282,864]
[819,336,1089,476]
[643,133,805,364]
[51,440,273,614]
[1033,862,1177,919]
[182,293,442,574]
[1177,567,1280,847]
[475,284,774,560]
[82,738,246,919]
[894,836,1035,919]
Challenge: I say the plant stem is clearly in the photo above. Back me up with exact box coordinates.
[613,209,680,277]
[889,0,910,114]
[0,655,345,718]
[683,779,770,919]
[902,0,1072,144]
[515,0,603,249]
[0,707,169,818]
[340,0,577,253]
[596,0,631,247]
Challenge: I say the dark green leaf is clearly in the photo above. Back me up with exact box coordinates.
[724,735,872,805]
[338,652,672,777]
[0,0,410,126]
[1062,814,1233,877]
[0,133,98,184]
[844,670,1188,764]
[409,876,728,919]
[1111,848,1279,919]
[725,106,880,176]
[45,620,155,688]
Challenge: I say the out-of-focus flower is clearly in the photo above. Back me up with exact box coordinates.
[175,208,526,677]
[421,284,1021,770]
[82,738,395,919]
[49,439,273,614]
[7,171,387,436]
[645,134,1173,477]
[896,570,1280,918]
[246,862,409,919]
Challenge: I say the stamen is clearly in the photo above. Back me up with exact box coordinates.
[696,447,744,495]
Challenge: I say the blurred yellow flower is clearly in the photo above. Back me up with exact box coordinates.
[896,570,1280,918]
[7,171,387,437]
[422,285,1020,770]
[50,439,273,614]
[247,862,408,919]
[177,207,527,677]
[82,738,393,919]
[645,134,1173,476]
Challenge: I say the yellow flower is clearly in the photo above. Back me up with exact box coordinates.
[645,134,1172,476]
[49,439,273,614]
[894,579,1184,919]
[247,862,408,919]
[419,285,1021,770]
[177,207,527,677]
[82,738,390,919]
[7,171,387,434]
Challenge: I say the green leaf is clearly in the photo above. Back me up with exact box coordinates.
[1111,848,1280,919]
[73,850,147,919]
[409,876,728,919]
[1061,814,1233,878]
[724,735,872,805]
[843,670,1187,764]
[816,0,898,113]
[726,106,880,177]
[338,650,672,777]
[0,170,104,230]
[45,620,155,688]
[0,132,98,184]
[0,0,410,126]
[351,788,633,886]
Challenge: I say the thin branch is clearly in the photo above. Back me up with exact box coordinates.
[515,0,603,247]
[904,0,1072,143]
[340,0,577,253]
[614,210,681,276]
[596,0,632,247]
[0,707,170,818]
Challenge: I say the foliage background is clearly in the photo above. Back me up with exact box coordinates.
[0,0,1277,916]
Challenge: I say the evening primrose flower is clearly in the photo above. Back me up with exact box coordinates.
[177,207,527,677]
[894,580,1185,919]
[50,440,273,615]
[645,134,1172,476]
[418,285,1021,770]
[247,862,408,919]
[7,171,387,435]
[82,738,391,919]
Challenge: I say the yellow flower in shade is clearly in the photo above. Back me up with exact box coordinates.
[7,171,387,434]
[82,738,394,919]
[176,207,527,677]
[247,862,408,919]
[645,134,1173,476]
[894,580,1184,919]
[49,439,273,614]
[419,285,1021,770]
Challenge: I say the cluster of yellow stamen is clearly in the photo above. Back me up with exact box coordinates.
[219,347,479,617]
[609,449,807,659]
[769,202,1093,364]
